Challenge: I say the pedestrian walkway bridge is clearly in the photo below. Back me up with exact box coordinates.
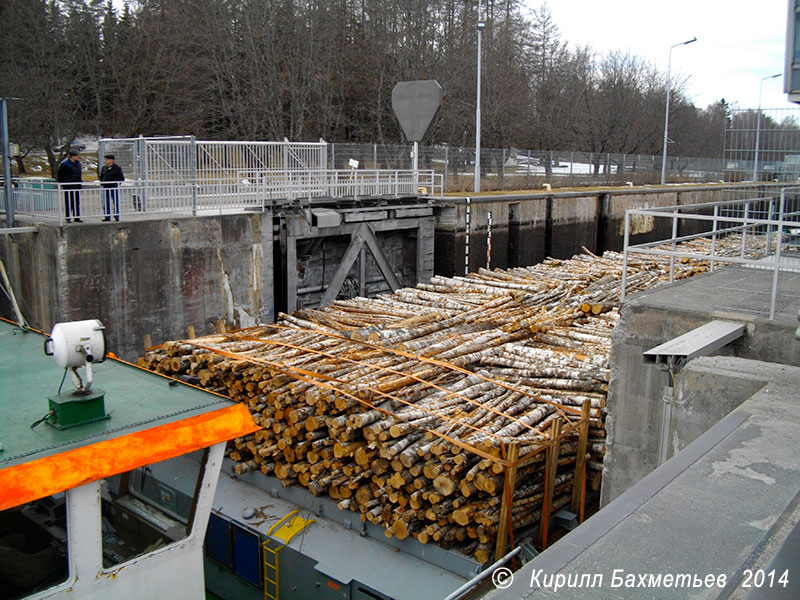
[3,169,441,226]
[2,137,442,226]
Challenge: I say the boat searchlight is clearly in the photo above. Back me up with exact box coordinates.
[42,319,109,429]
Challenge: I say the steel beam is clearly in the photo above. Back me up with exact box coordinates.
[644,319,746,467]
[643,320,746,370]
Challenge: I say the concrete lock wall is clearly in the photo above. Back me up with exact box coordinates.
[671,357,767,449]
[432,185,750,277]
[433,198,549,276]
[599,188,725,252]
[0,214,274,360]
[601,302,737,504]
[550,194,598,258]
[602,289,800,506]
[1,183,783,361]
[600,192,677,251]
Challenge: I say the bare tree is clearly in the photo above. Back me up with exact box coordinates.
[1,0,727,170]
[0,0,87,176]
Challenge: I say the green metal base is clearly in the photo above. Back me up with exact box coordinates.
[47,389,109,430]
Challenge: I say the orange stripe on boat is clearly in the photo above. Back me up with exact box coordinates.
[0,403,258,511]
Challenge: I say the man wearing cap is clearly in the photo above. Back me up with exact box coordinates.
[99,154,124,222]
[56,149,83,222]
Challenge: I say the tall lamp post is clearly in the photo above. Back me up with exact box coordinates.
[753,73,781,181]
[660,37,697,185]
[1,97,21,229]
[474,0,484,193]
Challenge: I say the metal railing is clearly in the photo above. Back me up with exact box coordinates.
[257,168,442,200]
[620,186,800,319]
[3,169,442,225]
[97,137,329,184]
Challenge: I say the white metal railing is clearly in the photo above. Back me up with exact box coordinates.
[620,187,800,319]
[4,169,441,225]
[9,179,267,223]
[251,169,442,200]
[97,137,329,183]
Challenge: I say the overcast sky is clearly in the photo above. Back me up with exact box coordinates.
[525,0,795,112]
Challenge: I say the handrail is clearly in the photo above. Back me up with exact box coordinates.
[620,187,800,319]
[441,547,522,600]
[2,169,442,225]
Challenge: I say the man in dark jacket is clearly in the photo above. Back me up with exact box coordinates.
[56,149,82,222]
[99,154,125,221]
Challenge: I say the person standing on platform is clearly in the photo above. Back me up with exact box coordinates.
[57,149,83,222]
[99,154,124,221]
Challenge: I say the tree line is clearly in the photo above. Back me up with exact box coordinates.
[0,0,747,178]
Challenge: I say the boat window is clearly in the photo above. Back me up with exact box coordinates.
[101,449,206,568]
[0,495,69,599]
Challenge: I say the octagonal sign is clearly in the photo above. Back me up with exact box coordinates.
[392,80,443,142]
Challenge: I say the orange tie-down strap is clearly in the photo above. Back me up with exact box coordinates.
[0,403,259,511]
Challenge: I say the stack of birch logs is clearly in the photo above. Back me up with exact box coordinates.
[139,238,755,563]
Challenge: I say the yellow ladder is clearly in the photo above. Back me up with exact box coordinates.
[263,540,281,600]
[263,510,316,600]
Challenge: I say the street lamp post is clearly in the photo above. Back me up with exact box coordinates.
[753,73,781,181]
[660,37,697,185]
[474,0,484,194]
[1,97,21,229]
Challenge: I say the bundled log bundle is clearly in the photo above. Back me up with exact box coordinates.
[139,237,755,563]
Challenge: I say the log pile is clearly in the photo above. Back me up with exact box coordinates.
[139,237,754,563]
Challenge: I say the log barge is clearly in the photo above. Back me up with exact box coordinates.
[136,236,762,598]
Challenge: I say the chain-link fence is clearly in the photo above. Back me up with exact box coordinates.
[328,143,726,192]
[92,114,800,194]
[724,107,800,183]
